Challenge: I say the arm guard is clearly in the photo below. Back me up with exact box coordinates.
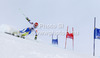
[34,30,37,40]
[35,34,37,40]
[26,17,34,25]
[26,17,30,22]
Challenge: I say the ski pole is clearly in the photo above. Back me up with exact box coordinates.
[19,8,27,18]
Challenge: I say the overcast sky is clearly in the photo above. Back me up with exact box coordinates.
[0,0,100,56]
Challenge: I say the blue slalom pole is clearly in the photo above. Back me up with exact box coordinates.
[93,17,96,56]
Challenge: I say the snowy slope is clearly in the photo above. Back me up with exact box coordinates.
[0,32,97,58]
[0,24,18,33]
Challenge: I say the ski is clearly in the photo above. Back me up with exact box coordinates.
[5,32,25,39]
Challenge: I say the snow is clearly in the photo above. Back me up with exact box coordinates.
[0,24,98,58]
[0,24,17,33]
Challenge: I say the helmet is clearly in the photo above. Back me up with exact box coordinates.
[34,22,38,27]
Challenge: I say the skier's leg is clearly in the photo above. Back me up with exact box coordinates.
[12,29,26,36]
[13,28,26,36]
[21,32,29,37]
[20,32,29,39]
[12,31,20,36]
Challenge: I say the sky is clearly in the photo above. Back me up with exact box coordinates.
[0,0,100,56]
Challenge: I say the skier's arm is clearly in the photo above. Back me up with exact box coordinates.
[26,17,34,25]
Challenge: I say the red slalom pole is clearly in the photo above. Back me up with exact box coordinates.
[72,27,74,50]
[65,26,68,49]
[72,39,74,50]
[65,38,67,49]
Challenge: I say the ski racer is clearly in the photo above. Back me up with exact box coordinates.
[13,17,38,39]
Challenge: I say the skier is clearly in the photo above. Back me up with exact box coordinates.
[12,17,38,39]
